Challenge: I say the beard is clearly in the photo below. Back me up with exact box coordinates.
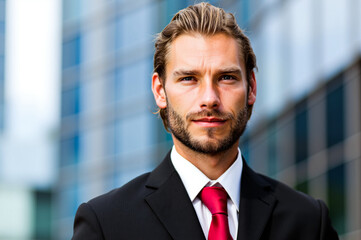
[165,103,249,155]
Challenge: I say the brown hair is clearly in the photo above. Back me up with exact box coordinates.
[153,2,257,131]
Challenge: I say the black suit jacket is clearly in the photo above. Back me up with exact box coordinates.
[72,152,339,240]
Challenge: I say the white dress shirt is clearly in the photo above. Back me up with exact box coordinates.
[171,146,243,239]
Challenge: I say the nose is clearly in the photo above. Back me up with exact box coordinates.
[199,81,220,109]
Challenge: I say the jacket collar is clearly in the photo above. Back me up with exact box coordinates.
[145,152,277,240]
[237,157,277,240]
[145,152,206,239]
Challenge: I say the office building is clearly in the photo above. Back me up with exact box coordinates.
[239,0,361,239]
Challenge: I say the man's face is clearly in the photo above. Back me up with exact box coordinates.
[153,33,256,155]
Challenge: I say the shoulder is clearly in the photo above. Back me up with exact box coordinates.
[258,173,330,232]
[259,174,339,238]
[243,162,321,213]
[261,173,321,213]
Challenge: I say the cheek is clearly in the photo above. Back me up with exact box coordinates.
[167,91,196,114]
[222,90,247,109]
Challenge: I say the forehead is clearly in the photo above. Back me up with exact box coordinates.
[165,33,244,73]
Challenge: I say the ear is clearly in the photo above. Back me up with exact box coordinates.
[247,71,257,106]
[152,72,167,109]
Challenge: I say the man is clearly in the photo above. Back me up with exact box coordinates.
[72,3,339,240]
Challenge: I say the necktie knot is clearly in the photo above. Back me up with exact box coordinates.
[200,186,233,240]
[200,187,228,215]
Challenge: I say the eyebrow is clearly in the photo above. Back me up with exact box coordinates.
[172,67,243,77]
[172,69,201,77]
[218,68,242,76]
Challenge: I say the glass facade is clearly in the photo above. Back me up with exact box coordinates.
[241,64,360,236]
[57,1,169,239]
[240,0,361,233]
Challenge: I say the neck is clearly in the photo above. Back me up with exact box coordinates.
[173,138,239,180]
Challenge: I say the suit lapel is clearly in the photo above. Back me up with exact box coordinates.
[237,160,277,240]
[145,153,205,240]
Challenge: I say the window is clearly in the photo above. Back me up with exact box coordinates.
[61,85,81,117]
[107,68,122,104]
[295,101,308,163]
[33,191,52,240]
[62,35,82,69]
[60,135,80,166]
[327,164,346,234]
[326,80,344,147]
[120,58,152,100]
[120,112,152,154]
[117,4,158,50]
[104,120,121,157]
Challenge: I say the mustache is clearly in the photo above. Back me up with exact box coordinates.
[185,109,234,121]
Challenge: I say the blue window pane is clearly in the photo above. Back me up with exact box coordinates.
[295,101,308,163]
[60,135,80,166]
[104,121,121,157]
[61,86,81,117]
[327,164,345,234]
[120,113,152,154]
[107,69,122,103]
[62,35,81,69]
[326,80,344,147]
[120,58,152,100]
[117,4,157,50]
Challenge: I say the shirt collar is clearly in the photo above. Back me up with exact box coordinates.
[171,145,243,211]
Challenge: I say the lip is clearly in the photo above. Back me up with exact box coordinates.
[192,117,226,127]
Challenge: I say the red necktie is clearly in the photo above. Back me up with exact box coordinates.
[200,187,233,240]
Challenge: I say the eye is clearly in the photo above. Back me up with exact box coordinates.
[220,75,237,81]
[180,76,196,82]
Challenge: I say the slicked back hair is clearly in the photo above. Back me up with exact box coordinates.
[153,2,257,131]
